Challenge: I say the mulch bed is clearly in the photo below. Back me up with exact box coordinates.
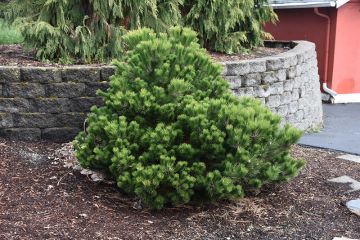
[0,138,359,240]
[0,44,287,67]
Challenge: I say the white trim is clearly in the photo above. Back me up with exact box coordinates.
[271,1,335,8]
[333,93,360,103]
[270,0,350,9]
[336,0,349,7]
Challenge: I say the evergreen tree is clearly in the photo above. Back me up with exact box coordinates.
[74,27,304,209]
[183,0,277,53]
[2,0,182,63]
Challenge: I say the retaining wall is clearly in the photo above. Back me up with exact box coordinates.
[0,41,323,142]
[222,41,323,131]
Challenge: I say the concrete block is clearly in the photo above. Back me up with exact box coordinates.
[42,127,81,142]
[46,83,86,98]
[225,61,250,76]
[62,67,101,83]
[0,98,34,113]
[0,128,41,141]
[0,66,20,83]
[21,67,61,83]
[13,113,59,128]
[225,76,242,90]
[244,73,261,87]
[69,97,103,112]
[3,83,45,98]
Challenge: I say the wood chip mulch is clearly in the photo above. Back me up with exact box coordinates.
[0,138,359,240]
[0,44,287,67]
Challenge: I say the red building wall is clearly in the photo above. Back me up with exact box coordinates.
[265,3,360,94]
[329,0,360,93]
[265,8,332,90]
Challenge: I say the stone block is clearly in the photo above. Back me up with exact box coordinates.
[21,67,61,83]
[296,52,305,64]
[298,98,306,110]
[276,69,287,81]
[289,101,299,113]
[225,76,242,90]
[286,114,296,124]
[0,66,20,83]
[288,54,298,66]
[281,91,292,104]
[32,98,71,113]
[3,83,45,98]
[244,73,261,87]
[249,60,266,73]
[266,57,290,70]
[294,76,303,88]
[0,128,41,141]
[85,82,109,97]
[276,105,289,117]
[261,71,277,84]
[42,127,81,142]
[0,98,34,113]
[62,67,101,83]
[287,67,296,79]
[235,87,254,97]
[295,110,304,121]
[46,83,86,98]
[292,89,300,101]
[296,64,303,76]
[13,113,59,128]
[58,112,87,128]
[101,66,117,81]
[0,113,13,128]
[225,61,250,76]
[284,80,294,91]
[266,95,281,108]
[299,86,306,98]
[270,82,284,95]
[70,97,103,112]
[254,85,271,98]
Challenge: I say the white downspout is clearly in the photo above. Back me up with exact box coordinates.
[314,8,338,103]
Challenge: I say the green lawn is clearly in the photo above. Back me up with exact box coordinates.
[0,18,23,45]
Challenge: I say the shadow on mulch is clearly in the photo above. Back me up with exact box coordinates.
[0,138,359,240]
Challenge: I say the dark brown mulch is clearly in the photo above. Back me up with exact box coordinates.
[0,138,359,240]
[210,47,288,62]
[0,45,105,67]
[0,44,287,67]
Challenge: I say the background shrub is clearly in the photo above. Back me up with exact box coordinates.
[2,0,277,63]
[183,0,277,54]
[0,18,23,45]
[74,27,304,210]
[2,0,182,63]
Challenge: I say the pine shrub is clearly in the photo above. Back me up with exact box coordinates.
[74,27,304,210]
[183,0,277,53]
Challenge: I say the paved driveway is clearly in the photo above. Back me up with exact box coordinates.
[299,103,360,155]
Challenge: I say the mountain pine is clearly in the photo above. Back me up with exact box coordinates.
[74,27,304,209]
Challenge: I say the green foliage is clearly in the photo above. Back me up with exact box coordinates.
[74,27,304,210]
[183,0,277,53]
[2,0,277,62]
[0,18,23,45]
[2,0,182,63]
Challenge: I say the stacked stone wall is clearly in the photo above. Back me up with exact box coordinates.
[222,40,323,130]
[0,41,323,142]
